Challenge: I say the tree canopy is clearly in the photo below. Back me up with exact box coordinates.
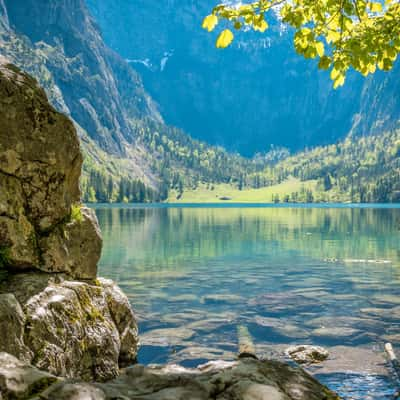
[203,0,400,88]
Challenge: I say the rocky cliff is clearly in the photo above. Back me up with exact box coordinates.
[87,0,364,156]
[88,0,399,156]
[0,58,138,381]
[3,0,161,156]
[0,0,161,189]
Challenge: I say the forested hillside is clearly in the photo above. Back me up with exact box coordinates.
[171,130,400,203]
[265,130,400,203]
[81,118,268,202]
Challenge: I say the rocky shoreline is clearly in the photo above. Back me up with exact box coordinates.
[0,59,340,399]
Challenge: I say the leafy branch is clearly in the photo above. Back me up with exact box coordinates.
[203,0,400,88]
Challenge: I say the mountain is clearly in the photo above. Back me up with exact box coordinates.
[0,0,266,202]
[0,0,163,188]
[86,0,400,156]
[350,63,400,137]
[1,0,398,204]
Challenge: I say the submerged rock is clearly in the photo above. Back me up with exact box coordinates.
[1,355,340,400]
[141,327,195,347]
[286,345,329,364]
[201,294,244,304]
[311,326,361,340]
[254,316,310,339]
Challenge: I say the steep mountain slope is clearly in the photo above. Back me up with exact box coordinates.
[350,63,400,137]
[87,0,375,156]
[1,0,398,204]
[0,0,266,201]
[4,0,161,155]
[0,0,163,191]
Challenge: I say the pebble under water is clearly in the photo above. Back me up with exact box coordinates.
[94,204,400,399]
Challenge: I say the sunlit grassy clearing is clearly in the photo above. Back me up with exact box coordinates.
[168,177,318,203]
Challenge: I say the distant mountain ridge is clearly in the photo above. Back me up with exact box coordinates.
[88,0,400,156]
[0,0,264,201]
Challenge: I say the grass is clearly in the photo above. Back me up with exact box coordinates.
[168,177,318,203]
[70,204,83,223]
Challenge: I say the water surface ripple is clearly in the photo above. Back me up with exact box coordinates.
[94,205,400,399]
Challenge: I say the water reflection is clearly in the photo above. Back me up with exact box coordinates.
[94,205,400,400]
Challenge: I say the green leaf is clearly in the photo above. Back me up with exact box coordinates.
[216,29,234,48]
[326,30,341,43]
[330,67,341,81]
[318,56,332,70]
[333,74,345,89]
[254,19,269,32]
[315,42,325,57]
[369,2,383,12]
[202,14,218,32]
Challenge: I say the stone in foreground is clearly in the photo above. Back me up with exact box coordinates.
[0,352,57,400]
[0,274,139,382]
[286,345,329,365]
[38,358,340,400]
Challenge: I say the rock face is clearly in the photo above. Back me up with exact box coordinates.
[0,59,139,381]
[40,207,102,279]
[0,356,340,400]
[0,273,139,382]
[0,352,57,400]
[87,0,365,156]
[0,294,32,363]
[99,278,139,366]
[0,56,100,279]
[2,0,161,157]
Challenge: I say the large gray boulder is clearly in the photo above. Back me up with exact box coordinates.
[0,294,32,363]
[0,275,139,382]
[99,278,139,366]
[0,56,100,279]
[39,207,102,280]
[0,352,57,400]
[0,357,340,400]
[0,56,81,232]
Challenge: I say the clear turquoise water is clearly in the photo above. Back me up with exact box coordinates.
[94,204,400,399]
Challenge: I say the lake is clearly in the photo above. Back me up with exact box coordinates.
[94,204,400,400]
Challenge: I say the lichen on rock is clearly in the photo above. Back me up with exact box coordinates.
[0,273,139,382]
